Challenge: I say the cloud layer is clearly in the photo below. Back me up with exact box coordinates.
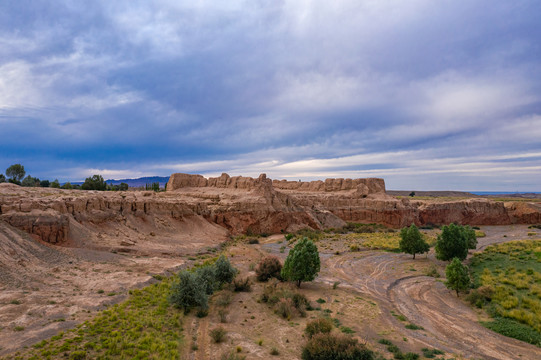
[1,1,540,190]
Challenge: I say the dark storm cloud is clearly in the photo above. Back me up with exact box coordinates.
[0,0,540,190]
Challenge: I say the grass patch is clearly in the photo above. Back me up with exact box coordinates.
[4,278,184,359]
[342,232,436,252]
[421,348,445,358]
[481,317,541,347]
[405,323,424,330]
[470,239,541,345]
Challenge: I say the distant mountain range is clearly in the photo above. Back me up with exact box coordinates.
[69,176,170,187]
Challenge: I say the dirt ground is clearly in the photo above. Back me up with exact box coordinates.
[182,226,541,360]
[2,225,541,359]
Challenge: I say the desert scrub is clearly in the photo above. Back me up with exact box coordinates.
[3,278,184,359]
[210,326,227,343]
[301,333,374,360]
[470,240,541,346]
[304,318,333,338]
[344,232,435,252]
[260,280,312,319]
[255,256,282,281]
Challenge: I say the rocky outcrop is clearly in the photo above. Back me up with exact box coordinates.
[272,177,386,195]
[167,173,272,191]
[1,210,69,244]
[1,175,540,249]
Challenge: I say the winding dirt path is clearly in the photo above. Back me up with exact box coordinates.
[319,226,541,360]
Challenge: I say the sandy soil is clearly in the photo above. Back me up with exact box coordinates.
[2,225,541,359]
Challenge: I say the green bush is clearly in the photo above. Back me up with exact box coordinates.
[405,323,424,330]
[255,256,282,282]
[169,270,208,313]
[215,255,237,285]
[305,318,334,338]
[481,317,541,346]
[195,265,217,295]
[69,350,87,360]
[421,348,445,358]
[301,333,374,360]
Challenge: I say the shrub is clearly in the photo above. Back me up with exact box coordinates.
[195,265,217,295]
[260,280,279,304]
[276,298,295,320]
[215,255,237,285]
[466,290,485,308]
[405,323,424,330]
[481,317,541,347]
[220,350,246,360]
[256,256,282,282]
[216,291,233,307]
[233,277,251,292]
[349,244,360,252]
[425,264,440,278]
[270,347,280,355]
[247,238,259,244]
[70,351,87,360]
[169,270,208,313]
[218,308,228,323]
[421,348,445,358]
[210,327,227,343]
[301,333,374,360]
[305,318,334,338]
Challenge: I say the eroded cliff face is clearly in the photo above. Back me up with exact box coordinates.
[1,174,540,253]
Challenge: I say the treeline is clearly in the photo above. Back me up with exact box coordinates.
[0,164,162,192]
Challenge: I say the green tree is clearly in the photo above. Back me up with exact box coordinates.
[61,182,73,189]
[81,175,107,190]
[409,191,415,197]
[50,179,60,188]
[435,223,469,261]
[6,164,25,184]
[281,237,320,288]
[21,175,39,187]
[119,182,129,191]
[214,255,237,285]
[194,265,217,295]
[463,225,477,249]
[40,179,50,187]
[445,257,470,297]
[399,224,429,259]
[0,174,6,183]
[169,270,208,314]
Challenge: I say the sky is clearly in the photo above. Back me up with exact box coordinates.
[0,1,540,191]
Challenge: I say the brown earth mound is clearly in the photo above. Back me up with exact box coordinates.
[1,175,540,252]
